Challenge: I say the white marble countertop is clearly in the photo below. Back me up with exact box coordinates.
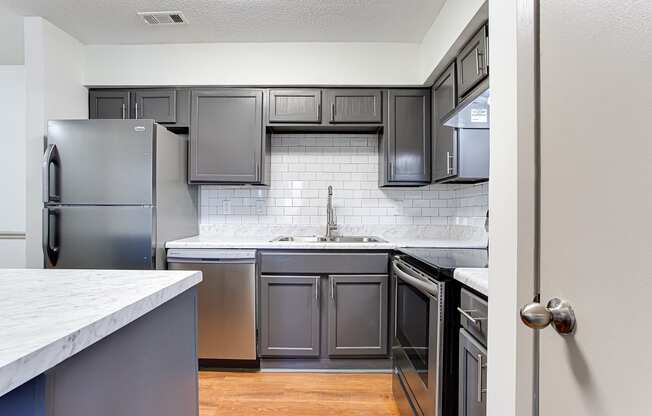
[0,269,202,398]
[165,235,487,250]
[454,268,489,296]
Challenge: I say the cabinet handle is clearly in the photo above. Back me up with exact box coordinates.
[135,102,139,119]
[446,152,455,175]
[389,162,393,180]
[477,353,487,403]
[330,278,335,302]
[475,50,482,75]
[122,103,126,120]
[255,162,260,182]
[315,278,319,302]
[477,51,485,75]
[331,103,335,123]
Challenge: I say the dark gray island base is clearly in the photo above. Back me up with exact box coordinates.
[0,288,198,416]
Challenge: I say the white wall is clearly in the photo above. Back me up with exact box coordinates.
[0,6,24,64]
[82,0,487,87]
[24,17,88,267]
[419,0,487,84]
[0,65,26,267]
[83,42,421,86]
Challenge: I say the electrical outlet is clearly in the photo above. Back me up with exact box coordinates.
[222,199,232,214]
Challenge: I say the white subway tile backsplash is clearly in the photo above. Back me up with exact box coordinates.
[200,134,488,228]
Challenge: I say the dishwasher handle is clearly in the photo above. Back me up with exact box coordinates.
[167,258,255,265]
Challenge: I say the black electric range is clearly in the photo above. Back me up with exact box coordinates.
[396,247,488,278]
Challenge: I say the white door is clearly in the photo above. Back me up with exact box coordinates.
[522,0,652,414]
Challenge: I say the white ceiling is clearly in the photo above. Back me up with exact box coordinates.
[0,0,446,44]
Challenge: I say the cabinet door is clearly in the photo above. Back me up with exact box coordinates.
[433,63,458,182]
[89,90,130,119]
[324,89,383,123]
[268,89,321,123]
[459,329,487,416]
[133,89,177,123]
[327,275,388,357]
[457,25,489,98]
[259,275,321,357]
[189,89,263,183]
[385,89,431,184]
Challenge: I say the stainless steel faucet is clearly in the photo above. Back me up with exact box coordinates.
[325,186,337,240]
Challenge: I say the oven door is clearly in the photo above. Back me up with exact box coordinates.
[392,258,443,416]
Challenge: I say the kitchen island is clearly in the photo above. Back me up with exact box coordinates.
[0,269,202,416]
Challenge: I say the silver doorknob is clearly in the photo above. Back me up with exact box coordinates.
[520,298,576,335]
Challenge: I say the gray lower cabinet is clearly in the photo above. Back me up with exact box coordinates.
[433,63,458,182]
[189,88,264,184]
[268,89,321,123]
[459,329,487,416]
[381,89,432,186]
[327,275,388,357]
[133,89,177,123]
[457,25,489,98]
[324,89,383,123]
[259,275,321,357]
[89,89,130,119]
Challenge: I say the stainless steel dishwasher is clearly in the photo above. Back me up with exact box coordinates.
[167,249,257,366]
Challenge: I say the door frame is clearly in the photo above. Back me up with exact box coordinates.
[486,0,538,415]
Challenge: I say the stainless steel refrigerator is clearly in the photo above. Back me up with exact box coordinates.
[43,119,198,269]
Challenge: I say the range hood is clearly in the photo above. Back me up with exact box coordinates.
[443,79,490,129]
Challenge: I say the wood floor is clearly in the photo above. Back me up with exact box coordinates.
[199,371,401,416]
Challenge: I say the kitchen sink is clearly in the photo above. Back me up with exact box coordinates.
[270,235,386,243]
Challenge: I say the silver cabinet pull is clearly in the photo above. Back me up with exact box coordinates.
[331,103,335,122]
[330,277,335,302]
[477,353,486,403]
[122,103,126,119]
[446,151,454,175]
[135,102,139,119]
[389,162,393,180]
[475,49,482,75]
[457,307,487,324]
[315,278,319,302]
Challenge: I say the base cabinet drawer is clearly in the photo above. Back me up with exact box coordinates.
[259,275,321,357]
[327,275,388,357]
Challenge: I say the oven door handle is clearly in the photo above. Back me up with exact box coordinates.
[392,260,439,298]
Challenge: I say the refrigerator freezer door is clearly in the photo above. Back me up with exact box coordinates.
[43,206,155,269]
[46,119,155,205]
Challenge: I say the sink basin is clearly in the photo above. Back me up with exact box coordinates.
[272,236,329,243]
[270,235,386,243]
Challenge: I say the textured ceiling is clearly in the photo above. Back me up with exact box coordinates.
[0,0,446,44]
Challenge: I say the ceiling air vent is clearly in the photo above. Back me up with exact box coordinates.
[138,11,188,25]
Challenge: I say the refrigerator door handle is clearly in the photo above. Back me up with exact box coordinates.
[42,208,60,267]
[42,144,61,203]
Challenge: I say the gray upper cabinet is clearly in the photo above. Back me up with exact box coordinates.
[459,329,487,416]
[189,88,263,184]
[259,275,321,358]
[89,88,190,128]
[433,63,458,182]
[324,89,383,124]
[382,89,432,186]
[89,90,130,120]
[268,89,321,123]
[133,89,177,123]
[327,275,388,357]
[457,25,489,98]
